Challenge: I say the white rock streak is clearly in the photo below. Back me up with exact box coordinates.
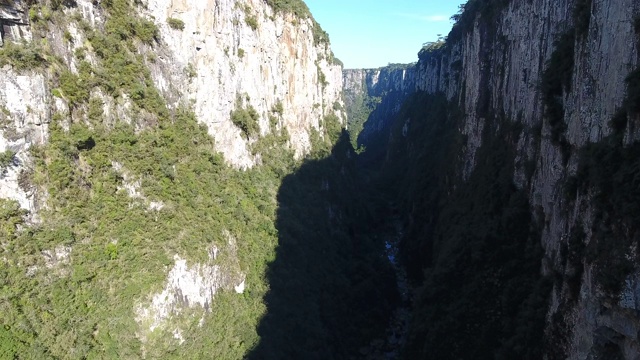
[136,235,245,336]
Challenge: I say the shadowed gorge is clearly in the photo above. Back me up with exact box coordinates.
[248,132,398,359]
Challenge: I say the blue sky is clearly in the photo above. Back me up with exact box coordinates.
[305,0,466,69]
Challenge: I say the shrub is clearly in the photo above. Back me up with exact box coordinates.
[0,41,47,71]
[271,100,283,116]
[184,63,197,79]
[58,70,89,106]
[231,104,260,139]
[265,0,311,18]
[134,19,159,44]
[167,17,185,31]
[0,150,16,169]
[245,15,258,30]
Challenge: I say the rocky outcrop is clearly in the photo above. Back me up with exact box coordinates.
[0,0,30,46]
[135,231,245,338]
[0,68,50,215]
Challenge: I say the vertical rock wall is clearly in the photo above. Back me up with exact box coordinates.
[345,0,640,358]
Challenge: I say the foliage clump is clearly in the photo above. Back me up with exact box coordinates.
[241,4,259,31]
[264,0,329,45]
[167,17,185,31]
[264,0,311,19]
[0,2,399,359]
[566,66,640,296]
[231,102,260,139]
[0,41,47,71]
[363,92,551,360]
[447,0,510,44]
[0,150,16,170]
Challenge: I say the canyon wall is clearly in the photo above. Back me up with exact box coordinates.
[346,0,640,358]
[0,0,344,216]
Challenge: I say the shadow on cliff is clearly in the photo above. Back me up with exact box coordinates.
[246,131,398,360]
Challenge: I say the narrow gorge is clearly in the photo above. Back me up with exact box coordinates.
[1,0,639,359]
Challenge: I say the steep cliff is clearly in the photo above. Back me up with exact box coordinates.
[347,0,640,359]
[0,1,391,358]
[0,0,344,215]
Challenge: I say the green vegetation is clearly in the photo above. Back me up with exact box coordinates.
[571,135,639,295]
[0,150,16,170]
[184,63,197,79]
[231,101,260,139]
[242,5,259,31]
[264,0,311,19]
[624,67,640,114]
[0,2,397,358]
[0,41,47,71]
[237,47,245,58]
[245,15,258,30]
[345,91,380,148]
[271,100,284,116]
[447,0,510,44]
[311,19,330,45]
[564,66,640,296]
[418,40,445,60]
[317,65,328,87]
[167,17,185,31]
[247,131,397,359]
[100,0,159,44]
[57,69,90,107]
[0,88,386,360]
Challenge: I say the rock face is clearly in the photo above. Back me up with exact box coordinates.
[0,0,344,213]
[0,68,49,215]
[346,0,640,358]
[135,232,245,337]
[0,0,30,46]
[143,0,344,167]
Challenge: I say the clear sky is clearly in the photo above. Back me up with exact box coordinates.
[305,0,466,69]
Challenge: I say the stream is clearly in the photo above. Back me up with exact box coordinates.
[360,218,413,359]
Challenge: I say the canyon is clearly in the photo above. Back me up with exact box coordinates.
[1,0,639,359]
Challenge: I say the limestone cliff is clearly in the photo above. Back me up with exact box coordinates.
[142,0,344,167]
[0,0,344,216]
[346,0,640,358]
[0,0,349,357]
